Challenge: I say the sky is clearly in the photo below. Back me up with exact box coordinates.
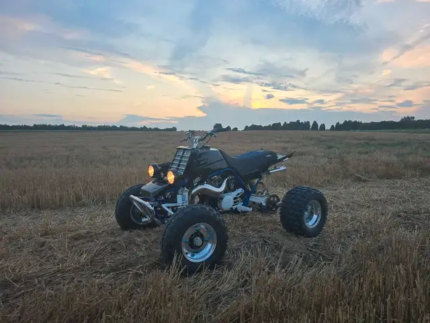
[0,0,429,130]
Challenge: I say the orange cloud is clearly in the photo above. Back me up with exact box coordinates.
[123,60,194,90]
[0,15,37,38]
[0,14,86,40]
[381,70,392,77]
[398,86,430,102]
[70,50,106,62]
[389,46,430,68]
[83,66,122,84]
[0,15,36,31]
[381,48,398,62]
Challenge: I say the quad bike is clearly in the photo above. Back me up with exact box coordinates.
[115,129,328,273]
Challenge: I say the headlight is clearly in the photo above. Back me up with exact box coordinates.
[167,170,175,184]
[148,163,160,178]
[148,165,155,177]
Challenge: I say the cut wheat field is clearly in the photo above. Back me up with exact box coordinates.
[0,130,430,323]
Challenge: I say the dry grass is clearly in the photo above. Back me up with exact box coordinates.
[1,131,429,212]
[0,130,430,322]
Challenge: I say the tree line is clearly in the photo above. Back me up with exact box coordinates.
[1,116,428,132]
[0,124,177,131]
[240,116,429,132]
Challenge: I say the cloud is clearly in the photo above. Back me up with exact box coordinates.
[387,78,407,87]
[279,98,308,105]
[0,76,123,92]
[382,30,430,66]
[52,73,93,79]
[225,62,307,79]
[225,67,265,76]
[33,114,62,118]
[378,105,396,110]
[258,82,301,91]
[118,114,173,125]
[29,1,141,38]
[381,70,391,77]
[312,99,326,104]
[255,61,308,79]
[83,66,122,84]
[0,70,21,76]
[404,81,430,91]
[169,0,217,62]
[220,75,253,84]
[397,100,415,108]
[1,0,430,128]
[3,97,428,131]
[139,99,405,130]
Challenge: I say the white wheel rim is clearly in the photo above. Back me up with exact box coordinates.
[304,200,322,228]
[181,223,217,262]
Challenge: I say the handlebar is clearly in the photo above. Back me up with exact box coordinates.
[181,130,217,148]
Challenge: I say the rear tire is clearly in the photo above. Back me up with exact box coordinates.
[115,184,159,231]
[279,186,328,237]
[161,205,228,274]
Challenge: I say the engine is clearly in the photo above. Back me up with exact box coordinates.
[191,175,279,213]
[193,175,244,211]
[208,175,237,192]
[210,176,244,211]
[217,188,244,211]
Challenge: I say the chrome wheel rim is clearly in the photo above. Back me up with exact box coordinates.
[304,200,322,228]
[181,223,217,263]
[130,203,150,225]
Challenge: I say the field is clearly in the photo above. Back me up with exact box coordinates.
[0,130,429,322]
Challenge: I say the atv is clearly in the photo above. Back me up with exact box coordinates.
[115,129,328,273]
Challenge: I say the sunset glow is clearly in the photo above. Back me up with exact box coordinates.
[0,0,429,129]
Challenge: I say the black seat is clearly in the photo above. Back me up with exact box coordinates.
[220,149,278,177]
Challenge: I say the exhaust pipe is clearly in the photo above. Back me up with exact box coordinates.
[129,195,156,224]
[191,177,229,198]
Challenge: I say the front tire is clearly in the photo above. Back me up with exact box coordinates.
[279,186,328,237]
[115,184,159,231]
[161,205,228,274]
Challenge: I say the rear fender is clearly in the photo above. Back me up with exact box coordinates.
[264,151,295,174]
[276,151,295,163]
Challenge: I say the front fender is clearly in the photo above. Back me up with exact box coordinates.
[140,180,170,199]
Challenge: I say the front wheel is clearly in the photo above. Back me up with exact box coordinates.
[115,184,159,231]
[161,205,228,274]
[279,186,328,237]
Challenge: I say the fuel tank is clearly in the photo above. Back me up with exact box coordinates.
[187,147,229,179]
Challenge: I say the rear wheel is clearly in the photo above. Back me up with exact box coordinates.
[115,184,159,231]
[279,186,328,237]
[161,204,228,274]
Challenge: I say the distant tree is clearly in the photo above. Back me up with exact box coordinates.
[213,123,224,132]
[330,125,335,131]
[334,122,341,131]
[271,122,282,130]
[400,116,415,122]
[232,127,238,131]
[319,123,326,131]
[311,121,319,131]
